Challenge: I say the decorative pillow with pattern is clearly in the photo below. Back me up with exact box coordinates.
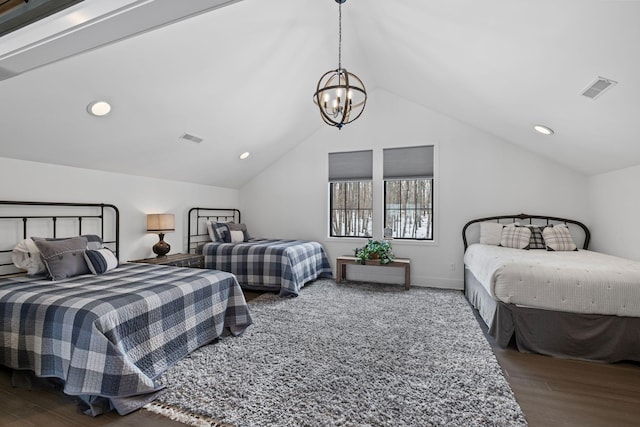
[522,225,547,249]
[226,222,251,242]
[206,221,229,242]
[84,248,119,275]
[542,225,577,251]
[500,225,531,249]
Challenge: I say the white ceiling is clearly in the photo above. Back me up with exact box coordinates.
[0,0,639,188]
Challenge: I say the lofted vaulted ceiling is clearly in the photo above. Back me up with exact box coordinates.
[0,0,639,188]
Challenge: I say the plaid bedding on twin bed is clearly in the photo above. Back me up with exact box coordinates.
[0,263,252,415]
[202,239,333,297]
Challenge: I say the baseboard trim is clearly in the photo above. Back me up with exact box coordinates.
[410,275,464,290]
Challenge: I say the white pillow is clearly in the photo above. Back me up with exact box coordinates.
[12,238,46,275]
[542,225,577,251]
[229,230,244,243]
[206,220,216,242]
[479,222,504,246]
[500,225,531,249]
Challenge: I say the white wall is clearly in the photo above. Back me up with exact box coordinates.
[588,164,640,260]
[0,157,238,261]
[239,89,589,289]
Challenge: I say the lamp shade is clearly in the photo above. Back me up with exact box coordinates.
[147,213,175,233]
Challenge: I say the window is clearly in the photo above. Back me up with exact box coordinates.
[383,146,434,240]
[328,150,373,237]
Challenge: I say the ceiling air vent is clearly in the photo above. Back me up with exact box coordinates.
[179,133,203,143]
[580,76,617,100]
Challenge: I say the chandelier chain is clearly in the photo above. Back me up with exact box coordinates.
[338,1,342,71]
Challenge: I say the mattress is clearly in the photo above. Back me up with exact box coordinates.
[464,243,640,317]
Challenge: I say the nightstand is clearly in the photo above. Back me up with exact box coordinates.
[130,253,204,268]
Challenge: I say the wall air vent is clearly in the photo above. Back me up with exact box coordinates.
[180,133,203,143]
[580,76,618,100]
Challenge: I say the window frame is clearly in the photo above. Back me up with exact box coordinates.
[383,178,434,241]
[329,180,373,238]
[327,145,437,244]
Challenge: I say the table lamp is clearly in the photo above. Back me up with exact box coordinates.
[146,213,175,257]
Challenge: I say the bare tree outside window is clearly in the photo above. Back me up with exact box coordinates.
[384,179,433,240]
[330,181,373,237]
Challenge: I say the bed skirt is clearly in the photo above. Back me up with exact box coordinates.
[464,267,640,363]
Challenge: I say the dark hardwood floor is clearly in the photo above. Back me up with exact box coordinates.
[1,289,639,426]
[476,304,640,427]
[492,346,640,427]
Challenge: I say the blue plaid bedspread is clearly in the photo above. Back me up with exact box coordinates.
[202,239,333,297]
[0,263,252,415]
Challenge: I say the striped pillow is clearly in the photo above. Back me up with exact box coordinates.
[500,225,531,249]
[84,248,119,275]
[542,225,577,251]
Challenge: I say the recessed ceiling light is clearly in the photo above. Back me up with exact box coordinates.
[239,152,250,160]
[533,124,554,135]
[87,101,111,117]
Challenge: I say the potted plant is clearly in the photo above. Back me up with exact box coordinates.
[354,239,395,265]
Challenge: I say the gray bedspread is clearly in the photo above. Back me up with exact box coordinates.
[0,263,252,415]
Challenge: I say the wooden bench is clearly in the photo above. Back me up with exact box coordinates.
[335,256,411,290]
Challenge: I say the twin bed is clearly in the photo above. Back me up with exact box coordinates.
[187,207,333,297]
[0,201,253,415]
[463,214,640,362]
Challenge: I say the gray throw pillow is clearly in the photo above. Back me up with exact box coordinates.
[34,236,90,280]
[226,222,251,242]
[32,234,103,250]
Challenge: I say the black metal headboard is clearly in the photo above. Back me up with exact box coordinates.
[0,201,120,276]
[187,207,241,254]
[462,213,590,251]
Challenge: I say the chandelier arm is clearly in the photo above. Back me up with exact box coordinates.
[341,69,349,116]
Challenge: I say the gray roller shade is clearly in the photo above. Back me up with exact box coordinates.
[328,150,373,182]
[383,145,434,180]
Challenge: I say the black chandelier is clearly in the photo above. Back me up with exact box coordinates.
[313,0,367,129]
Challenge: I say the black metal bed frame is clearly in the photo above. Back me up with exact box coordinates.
[462,213,590,250]
[187,207,240,254]
[0,201,120,275]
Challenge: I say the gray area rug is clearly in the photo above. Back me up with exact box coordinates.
[149,280,527,426]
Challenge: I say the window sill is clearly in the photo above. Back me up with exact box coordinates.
[386,238,439,247]
[325,236,372,243]
[324,237,438,247]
